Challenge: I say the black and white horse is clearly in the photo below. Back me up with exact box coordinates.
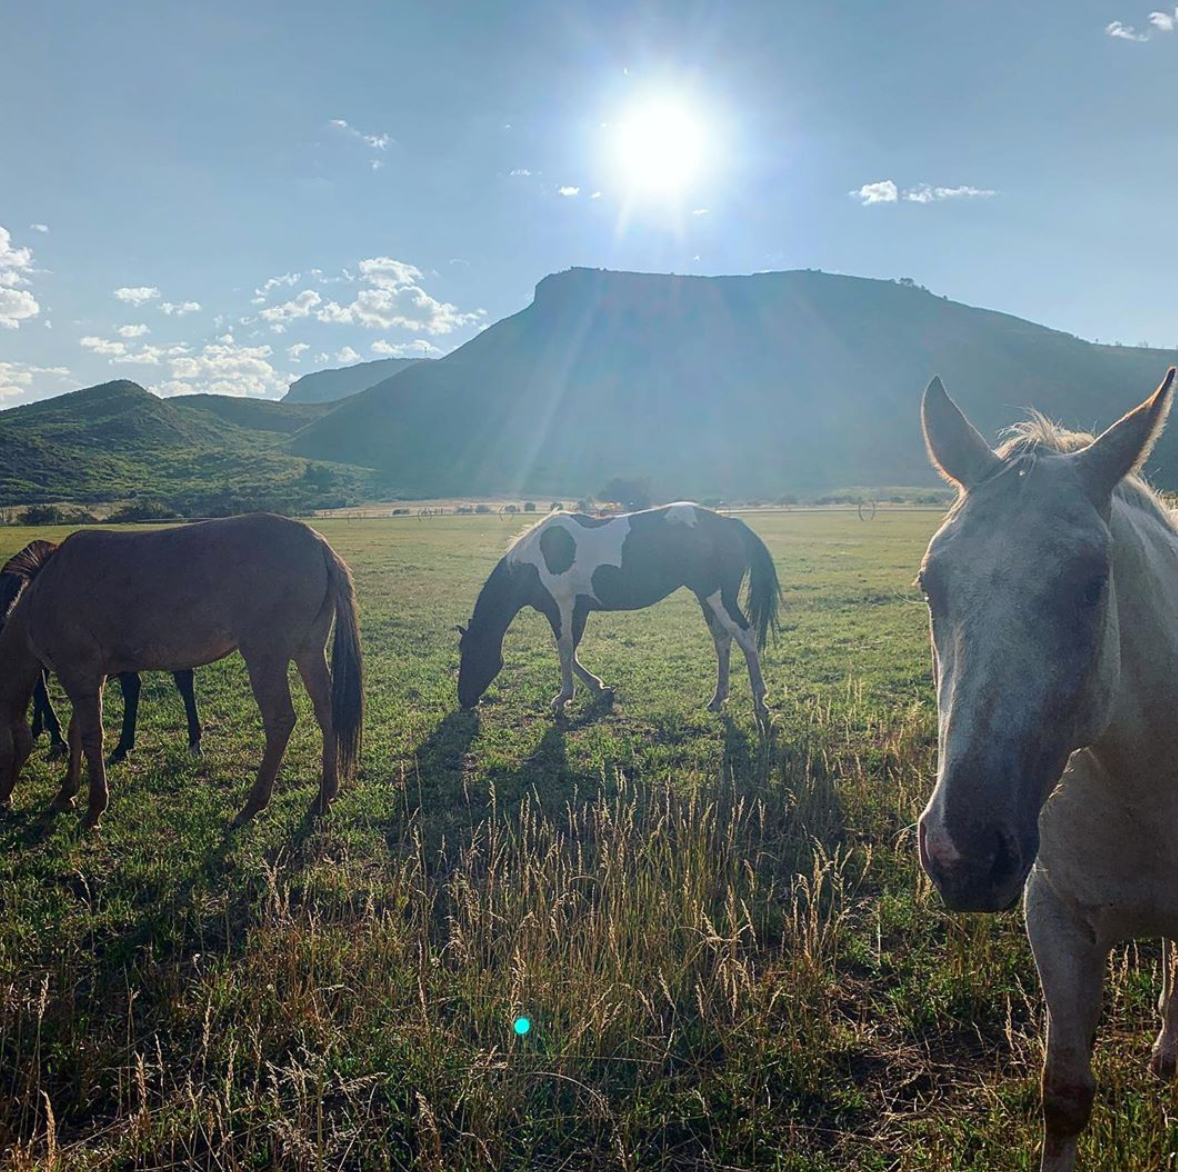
[457,503,781,717]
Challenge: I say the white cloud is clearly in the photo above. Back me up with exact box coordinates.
[117,323,150,338]
[315,257,482,335]
[80,335,127,356]
[1106,19,1151,39]
[1149,6,1178,30]
[903,183,997,203]
[850,180,899,205]
[0,361,71,401]
[251,272,301,304]
[287,342,310,361]
[314,351,330,364]
[335,345,361,363]
[112,345,163,366]
[558,185,580,196]
[329,119,392,159]
[29,223,48,233]
[0,225,41,328]
[851,179,997,206]
[0,288,39,329]
[160,299,201,316]
[114,285,160,306]
[510,168,535,177]
[166,339,286,398]
[590,191,603,199]
[691,207,709,216]
[371,338,441,357]
[260,289,322,329]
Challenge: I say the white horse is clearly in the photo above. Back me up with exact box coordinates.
[916,368,1177,1170]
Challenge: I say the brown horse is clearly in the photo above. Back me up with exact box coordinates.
[0,514,363,829]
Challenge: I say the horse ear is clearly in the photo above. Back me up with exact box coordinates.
[1074,368,1176,501]
[921,377,1000,489]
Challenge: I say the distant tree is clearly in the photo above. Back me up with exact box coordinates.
[108,499,175,523]
[598,476,652,511]
[777,493,799,506]
[550,501,564,512]
[523,501,536,512]
[475,504,492,515]
[575,497,594,514]
[19,504,65,525]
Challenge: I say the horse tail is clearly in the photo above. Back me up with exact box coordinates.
[324,545,364,782]
[0,540,59,624]
[731,518,781,650]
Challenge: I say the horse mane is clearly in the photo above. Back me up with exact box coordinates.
[0,539,59,624]
[982,412,1175,528]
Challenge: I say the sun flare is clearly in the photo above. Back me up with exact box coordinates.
[614,98,707,195]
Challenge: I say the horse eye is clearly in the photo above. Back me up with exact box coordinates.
[1080,576,1106,608]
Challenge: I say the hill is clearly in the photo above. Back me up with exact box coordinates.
[0,380,373,513]
[282,357,425,404]
[292,268,1178,497]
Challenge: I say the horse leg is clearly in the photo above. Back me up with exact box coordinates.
[295,649,336,817]
[550,605,576,713]
[231,654,295,827]
[174,669,202,755]
[1027,876,1105,1172]
[35,670,67,754]
[570,605,611,702]
[55,681,107,829]
[699,597,733,711]
[108,672,140,763]
[1150,939,1178,1078]
[706,589,770,720]
[50,712,83,811]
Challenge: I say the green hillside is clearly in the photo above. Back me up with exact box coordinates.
[282,356,425,404]
[293,268,1178,497]
[0,381,373,513]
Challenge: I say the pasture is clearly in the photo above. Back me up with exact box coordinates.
[0,512,1174,1171]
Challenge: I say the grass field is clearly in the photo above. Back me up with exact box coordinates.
[1,512,1175,1171]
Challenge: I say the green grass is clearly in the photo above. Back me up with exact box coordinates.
[0,513,1175,1170]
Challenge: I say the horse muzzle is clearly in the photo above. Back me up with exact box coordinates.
[918,816,1032,913]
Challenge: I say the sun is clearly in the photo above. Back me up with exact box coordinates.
[614,98,707,196]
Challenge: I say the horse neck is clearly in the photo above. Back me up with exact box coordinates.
[471,558,526,643]
[0,604,41,719]
[1092,498,1178,780]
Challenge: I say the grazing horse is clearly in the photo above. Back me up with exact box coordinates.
[457,503,781,717]
[0,514,364,829]
[916,369,1178,1171]
[1,542,203,761]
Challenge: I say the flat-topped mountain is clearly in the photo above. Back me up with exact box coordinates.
[291,267,1178,497]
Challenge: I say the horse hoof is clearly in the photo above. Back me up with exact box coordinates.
[707,697,727,713]
[230,809,256,830]
[107,750,129,765]
[50,794,75,812]
[1150,1047,1177,1080]
[189,743,202,757]
[47,743,68,760]
[79,813,102,832]
[597,688,615,706]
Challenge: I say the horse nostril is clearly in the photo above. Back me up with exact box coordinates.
[987,828,1019,889]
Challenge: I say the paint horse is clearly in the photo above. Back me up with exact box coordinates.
[0,514,363,829]
[916,369,1178,1171]
[458,503,781,717]
[1,541,204,761]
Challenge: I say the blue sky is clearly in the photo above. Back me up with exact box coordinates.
[2,0,1176,404]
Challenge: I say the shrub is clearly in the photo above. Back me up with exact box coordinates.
[18,504,66,525]
[475,504,492,515]
[523,501,536,513]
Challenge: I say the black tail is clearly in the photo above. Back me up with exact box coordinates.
[732,518,781,650]
[325,548,364,781]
